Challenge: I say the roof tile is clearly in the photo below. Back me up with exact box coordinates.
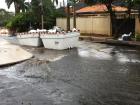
[76,4,128,13]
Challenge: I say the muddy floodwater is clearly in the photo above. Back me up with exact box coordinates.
[0,41,140,105]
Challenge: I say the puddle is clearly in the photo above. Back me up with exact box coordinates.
[116,53,140,63]
[48,55,67,62]
[78,49,112,60]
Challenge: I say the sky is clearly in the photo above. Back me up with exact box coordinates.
[0,0,15,12]
[0,0,66,12]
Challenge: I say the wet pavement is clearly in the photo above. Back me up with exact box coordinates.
[0,41,140,105]
[0,39,32,66]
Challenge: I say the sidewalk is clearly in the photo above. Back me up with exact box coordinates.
[80,36,140,47]
[105,39,140,46]
[0,39,33,66]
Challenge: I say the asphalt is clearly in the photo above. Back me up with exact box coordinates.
[0,41,140,105]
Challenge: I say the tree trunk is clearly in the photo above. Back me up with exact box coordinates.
[41,0,44,29]
[127,0,133,18]
[67,3,70,31]
[106,0,113,37]
[73,1,76,28]
[14,2,20,15]
[138,7,140,22]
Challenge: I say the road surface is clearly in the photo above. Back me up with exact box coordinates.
[0,41,140,105]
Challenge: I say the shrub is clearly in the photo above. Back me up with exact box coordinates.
[6,12,56,32]
[6,12,35,32]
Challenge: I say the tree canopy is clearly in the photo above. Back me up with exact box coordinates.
[5,0,26,14]
[5,0,58,32]
[0,9,14,26]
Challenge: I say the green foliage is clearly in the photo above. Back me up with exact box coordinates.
[0,9,14,26]
[5,0,58,32]
[31,0,56,29]
[84,0,97,5]
[55,8,66,17]
[5,0,26,14]
[84,0,112,5]
[6,12,36,32]
[43,0,56,29]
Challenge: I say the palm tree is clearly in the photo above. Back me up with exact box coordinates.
[84,0,96,5]
[31,0,56,29]
[72,0,77,28]
[0,9,14,26]
[135,0,140,20]
[53,0,58,6]
[65,0,71,31]
[126,0,140,18]
[5,0,25,15]
[70,0,79,28]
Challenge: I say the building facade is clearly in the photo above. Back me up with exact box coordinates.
[56,4,140,37]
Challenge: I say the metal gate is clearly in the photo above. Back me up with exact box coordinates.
[112,19,135,37]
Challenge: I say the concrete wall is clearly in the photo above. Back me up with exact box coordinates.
[135,17,140,34]
[56,15,111,36]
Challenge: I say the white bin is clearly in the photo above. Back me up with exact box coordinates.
[40,32,80,50]
[17,33,42,47]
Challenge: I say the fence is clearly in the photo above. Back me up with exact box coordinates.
[56,15,111,36]
[135,17,140,34]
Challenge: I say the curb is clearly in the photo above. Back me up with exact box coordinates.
[79,36,140,47]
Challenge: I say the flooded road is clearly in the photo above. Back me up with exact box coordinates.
[0,41,140,105]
